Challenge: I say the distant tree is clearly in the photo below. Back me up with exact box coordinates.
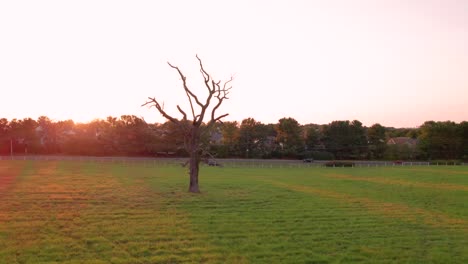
[299,124,335,160]
[8,119,21,154]
[367,123,387,159]
[0,119,8,136]
[6,118,40,154]
[207,121,239,158]
[386,127,419,139]
[114,115,153,155]
[157,121,187,155]
[406,129,420,139]
[276,117,303,157]
[36,116,61,153]
[144,56,233,193]
[323,120,367,159]
[0,118,10,154]
[304,125,321,150]
[459,122,468,160]
[418,121,461,159]
[350,120,368,158]
[237,118,274,158]
[237,118,258,158]
[263,123,278,158]
[221,121,239,146]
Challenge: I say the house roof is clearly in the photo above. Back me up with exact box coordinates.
[387,137,418,146]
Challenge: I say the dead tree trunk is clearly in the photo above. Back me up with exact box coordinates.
[143,55,233,193]
[188,126,200,192]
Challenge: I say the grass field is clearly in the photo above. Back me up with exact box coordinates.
[0,161,467,263]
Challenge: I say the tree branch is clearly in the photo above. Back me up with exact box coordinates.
[196,55,212,93]
[184,90,196,120]
[197,91,214,127]
[210,76,233,122]
[214,113,229,123]
[176,105,187,121]
[167,62,204,108]
[142,97,179,124]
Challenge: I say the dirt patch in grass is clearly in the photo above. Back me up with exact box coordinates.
[327,173,468,192]
[267,180,468,232]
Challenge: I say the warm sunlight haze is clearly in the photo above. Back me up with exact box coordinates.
[1,0,467,127]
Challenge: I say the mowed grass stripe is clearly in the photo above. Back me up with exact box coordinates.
[267,179,467,232]
[0,161,96,262]
[0,161,27,197]
[258,167,468,219]
[326,173,468,191]
[175,169,467,263]
[322,166,468,186]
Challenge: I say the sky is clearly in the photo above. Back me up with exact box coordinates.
[1,0,467,128]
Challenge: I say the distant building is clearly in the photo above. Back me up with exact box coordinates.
[387,137,418,148]
[209,130,223,145]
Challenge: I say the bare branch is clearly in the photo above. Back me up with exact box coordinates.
[223,77,234,91]
[194,56,218,126]
[195,55,213,93]
[213,113,229,123]
[142,97,179,124]
[199,68,210,88]
[210,76,234,122]
[167,62,204,108]
[184,90,196,120]
[176,105,187,121]
[196,55,212,93]
[196,93,213,126]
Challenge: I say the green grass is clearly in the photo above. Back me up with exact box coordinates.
[0,161,467,263]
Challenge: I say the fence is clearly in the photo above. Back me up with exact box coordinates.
[1,155,466,168]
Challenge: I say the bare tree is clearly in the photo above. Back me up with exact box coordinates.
[143,55,233,193]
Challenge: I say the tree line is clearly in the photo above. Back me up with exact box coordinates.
[0,116,466,161]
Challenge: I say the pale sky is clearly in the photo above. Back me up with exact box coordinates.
[1,0,467,128]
